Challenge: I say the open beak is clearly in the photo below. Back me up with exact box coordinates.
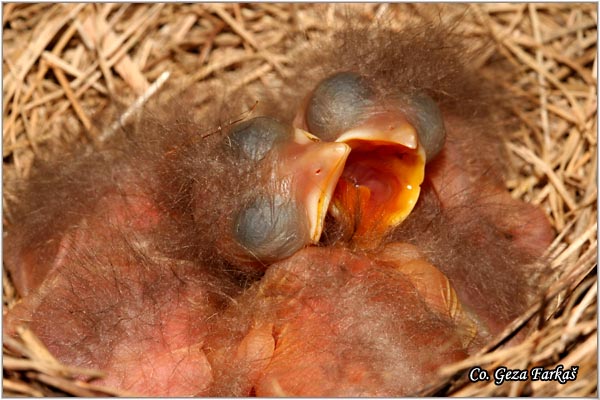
[222,112,428,267]
[218,126,350,269]
[328,110,426,245]
[283,129,351,242]
[293,71,446,246]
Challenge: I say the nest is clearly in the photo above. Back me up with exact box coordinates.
[2,3,597,397]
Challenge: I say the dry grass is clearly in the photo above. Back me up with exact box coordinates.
[2,3,597,397]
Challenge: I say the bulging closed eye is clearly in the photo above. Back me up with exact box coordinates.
[304,72,446,164]
[401,92,446,162]
[297,72,449,245]
[233,194,309,264]
[227,116,293,162]
[305,72,374,141]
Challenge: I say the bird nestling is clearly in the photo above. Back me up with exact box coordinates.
[3,12,554,397]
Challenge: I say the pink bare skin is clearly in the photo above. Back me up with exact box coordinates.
[4,187,240,396]
[3,18,555,398]
[276,23,554,344]
[4,189,160,296]
[391,117,554,338]
[4,198,475,396]
[205,245,476,397]
[6,254,218,396]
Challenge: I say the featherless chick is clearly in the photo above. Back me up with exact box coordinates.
[4,12,553,397]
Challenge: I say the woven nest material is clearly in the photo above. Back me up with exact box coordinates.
[2,3,597,397]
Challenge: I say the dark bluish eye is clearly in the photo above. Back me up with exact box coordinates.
[306,72,374,141]
[404,93,446,162]
[227,116,292,161]
[233,194,309,263]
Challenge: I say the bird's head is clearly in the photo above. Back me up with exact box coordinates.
[294,72,446,246]
[217,116,350,268]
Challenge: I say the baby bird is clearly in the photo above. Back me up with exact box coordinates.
[4,107,350,295]
[177,116,350,271]
[4,105,353,395]
[197,22,554,390]
[205,244,477,397]
[5,223,238,396]
[270,23,554,341]
[3,13,554,398]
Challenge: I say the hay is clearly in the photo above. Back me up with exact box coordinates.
[2,3,596,397]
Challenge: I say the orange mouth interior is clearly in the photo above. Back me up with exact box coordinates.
[329,140,425,244]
